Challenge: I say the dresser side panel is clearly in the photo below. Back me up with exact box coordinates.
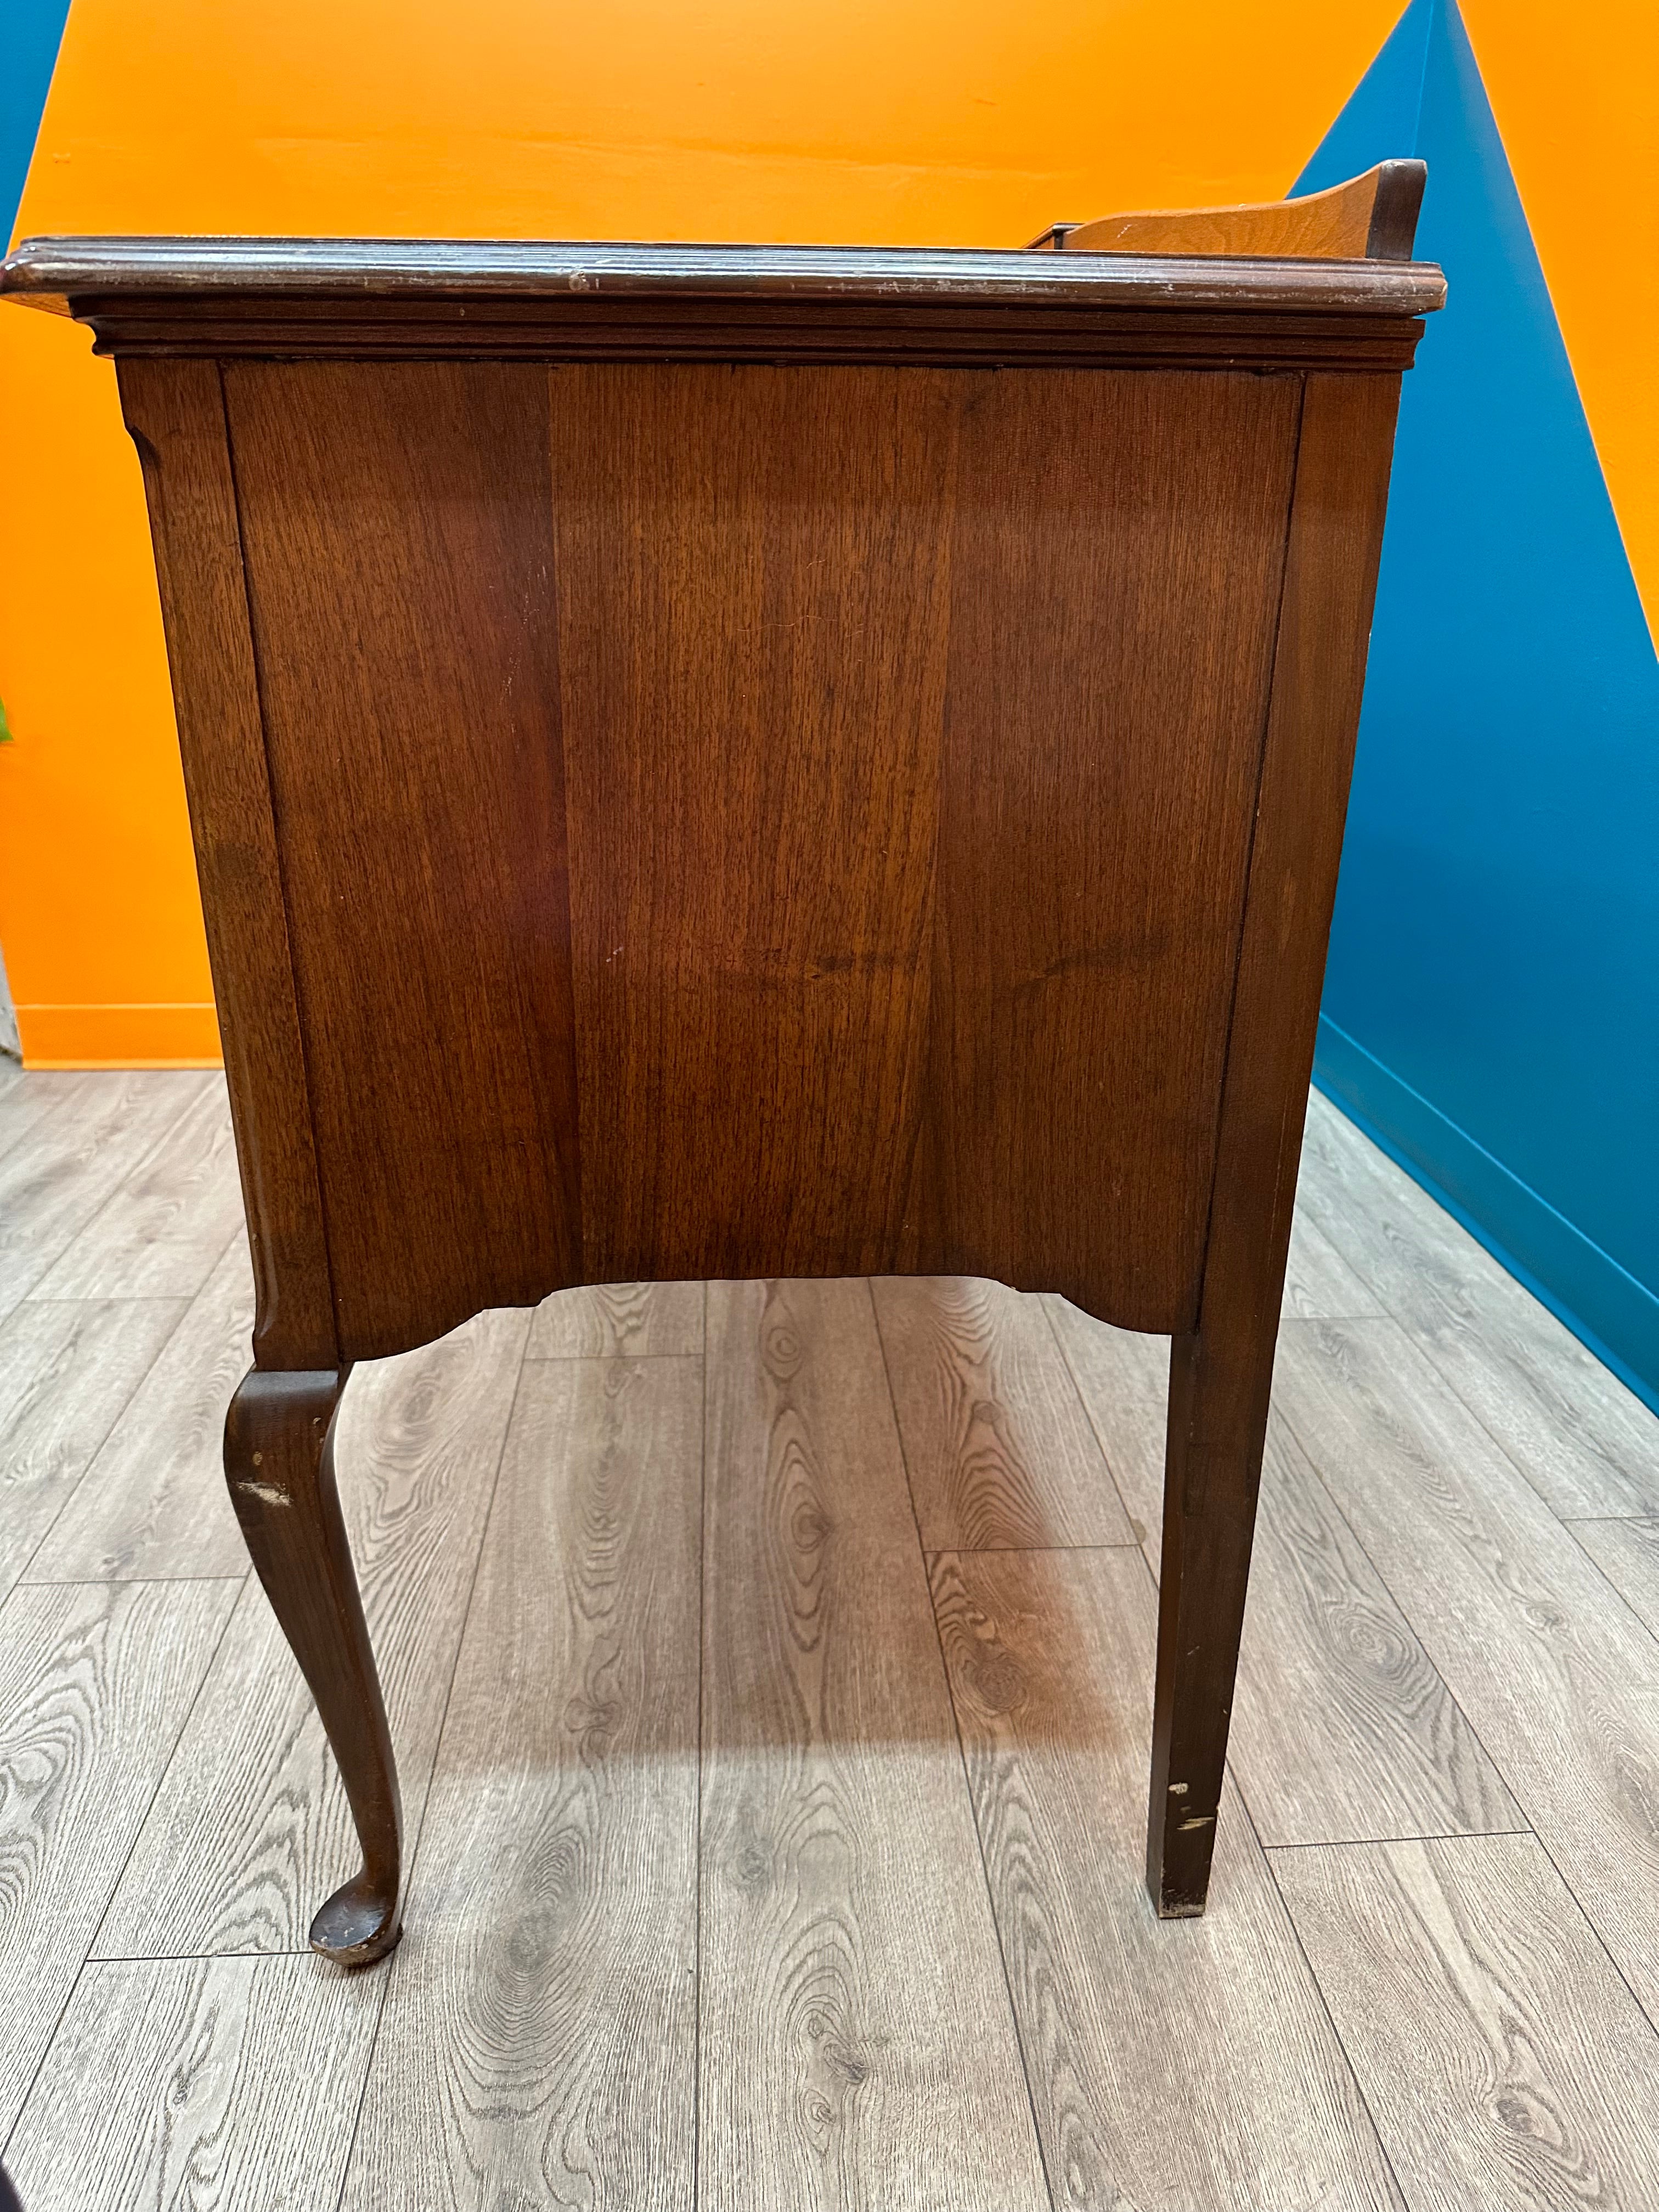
[922,368,1305,1330]
[223,360,582,1361]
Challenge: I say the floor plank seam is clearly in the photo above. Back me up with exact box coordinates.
[692,1283,708,2212]
[325,1324,538,2210]
[1503,1806,1659,2045]
[1297,1257,1629,1533]
[81,1575,250,1970]
[862,1278,1059,2212]
[18,1572,259,1588]
[78,1947,319,1965]
[5,1568,248,2159]
[376,1332,535,1906]
[920,1541,1143,1561]
[23,1214,243,1317]
[1038,1294,1146,1540]
[1271,1381,1659,2035]
[1265,1381,1539,1801]
[1245,1787,1412,2212]
[1551,1521,1659,1663]
[0,1953,104,2169]
[1263,1827,1534,1853]
[2,1273,225,1593]
[329,1960,395,2212]
[522,1346,701,1362]
[14,1076,216,1308]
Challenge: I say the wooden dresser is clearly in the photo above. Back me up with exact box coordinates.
[1,161,1442,1966]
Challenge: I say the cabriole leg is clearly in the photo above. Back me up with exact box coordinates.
[1146,1325,1272,1918]
[224,1366,404,1965]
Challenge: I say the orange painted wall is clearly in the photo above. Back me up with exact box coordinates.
[1459,0,1659,636]
[3,0,1649,1064]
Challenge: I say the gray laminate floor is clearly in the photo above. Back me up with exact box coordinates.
[3,1065,1659,2209]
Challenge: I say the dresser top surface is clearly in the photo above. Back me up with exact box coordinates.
[1,233,1446,319]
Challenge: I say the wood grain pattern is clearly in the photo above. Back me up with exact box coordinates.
[0,1577,240,2135]
[1052,161,1426,263]
[932,1544,1402,2210]
[1147,371,1403,1912]
[27,1233,254,1582]
[1282,1210,1385,1319]
[0,1070,210,1326]
[1276,1317,1659,2025]
[343,1354,701,2212]
[554,364,956,1293]
[4,1954,382,2212]
[116,360,339,1372]
[1233,1421,1522,1847]
[871,1276,1132,1549]
[225,359,582,1362]
[701,1278,1047,2210]
[2,232,1444,370]
[922,367,1300,1329]
[1049,1300,1516,1848]
[0,1296,185,1599]
[98,1309,528,1958]
[1572,1518,1659,1639]
[1274,1833,1659,2211]
[1045,1303,1170,1556]
[0,1075,88,1141]
[1297,1092,1659,1517]
[13,217,1436,1968]
[28,1077,241,1302]
[527,1280,704,1360]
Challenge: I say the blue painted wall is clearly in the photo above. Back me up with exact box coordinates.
[2,0,72,239]
[1299,0,1659,1407]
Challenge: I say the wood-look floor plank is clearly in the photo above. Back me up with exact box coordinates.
[1049,1304,1516,1847]
[701,1278,1048,2212]
[1572,1519,1659,1640]
[29,1076,242,1304]
[0,1577,240,2137]
[27,1234,254,1582]
[1274,1832,1659,2211]
[1282,1208,1385,1319]
[342,1354,702,2212]
[3,1954,382,2211]
[527,1278,705,1358]
[872,1275,1132,1549]
[1236,1421,1522,1846]
[0,1297,185,1600]
[97,1308,529,1959]
[1043,1302,1168,1556]
[1276,1317,1659,2024]
[0,1070,211,1325]
[933,1545,1402,2210]
[0,1068,48,1142]
[1297,1093,1659,1517]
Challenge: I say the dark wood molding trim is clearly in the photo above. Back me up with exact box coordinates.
[1365,159,1430,262]
[3,235,1443,370]
[116,356,340,1370]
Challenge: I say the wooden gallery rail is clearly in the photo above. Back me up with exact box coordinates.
[1,161,1442,1969]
